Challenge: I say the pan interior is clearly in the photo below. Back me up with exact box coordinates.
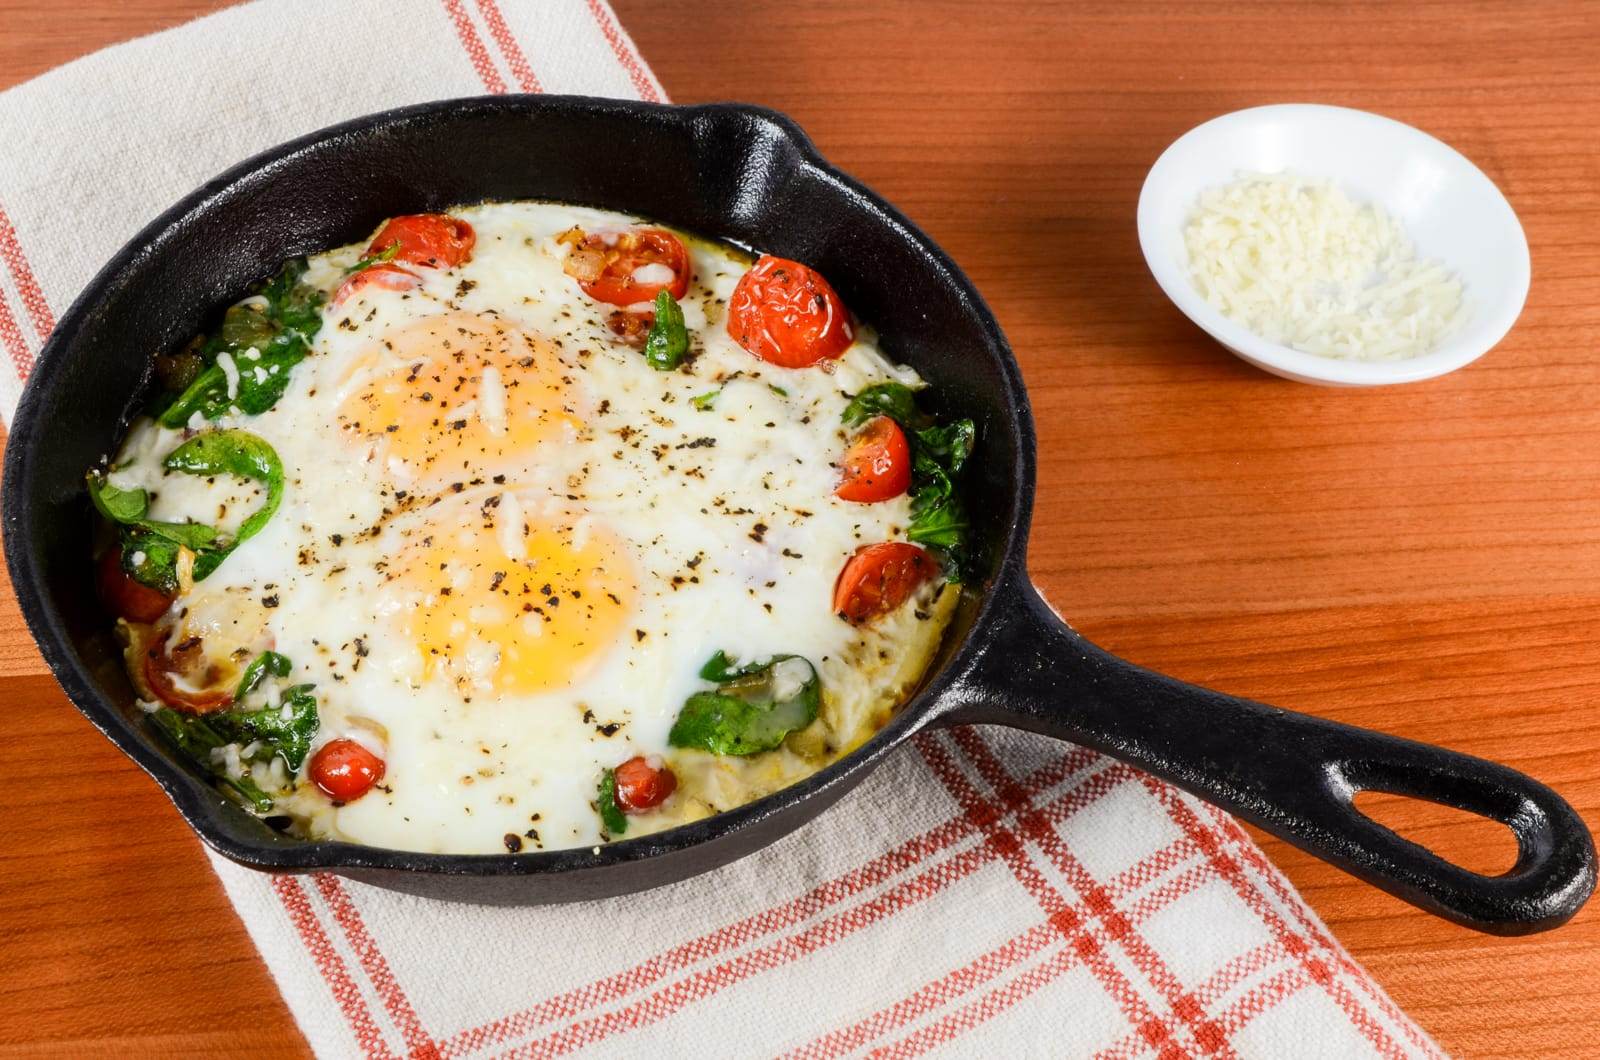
[3,97,1032,876]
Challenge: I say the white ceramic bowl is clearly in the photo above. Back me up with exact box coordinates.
[1136,104,1530,386]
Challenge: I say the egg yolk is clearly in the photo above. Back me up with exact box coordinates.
[392,497,633,695]
[336,311,582,483]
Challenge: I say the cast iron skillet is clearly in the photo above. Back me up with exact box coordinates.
[4,96,1592,933]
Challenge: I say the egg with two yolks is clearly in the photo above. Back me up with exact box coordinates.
[100,202,962,853]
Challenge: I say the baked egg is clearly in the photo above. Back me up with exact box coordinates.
[90,203,974,853]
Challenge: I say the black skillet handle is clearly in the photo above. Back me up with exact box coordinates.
[950,577,1595,935]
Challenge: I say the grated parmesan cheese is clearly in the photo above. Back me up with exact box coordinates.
[1185,172,1465,361]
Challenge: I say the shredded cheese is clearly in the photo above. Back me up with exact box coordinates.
[631,262,676,286]
[496,490,527,561]
[480,363,508,437]
[1185,172,1465,361]
[216,350,240,399]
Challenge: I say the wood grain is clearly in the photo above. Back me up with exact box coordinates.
[1,1,1597,1055]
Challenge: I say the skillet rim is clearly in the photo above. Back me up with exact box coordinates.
[2,93,1037,877]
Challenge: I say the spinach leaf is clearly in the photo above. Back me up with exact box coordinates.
[149,708,275,813]
[643,290,688,371]
[234,650,292,701]
[841,382,926,429]
[157,343,308,428]
[908,481,971,554]
[669,653,820,756]
[906,439,972,564]
[162,429,284,548]
[211,683,320,771]
[155,257,325,427]
[258,257,327,338]
[913,420,975,476]
[116,527,183,595]
[597,769,628,837]
[139,519,220,552]
[87,478,149,523]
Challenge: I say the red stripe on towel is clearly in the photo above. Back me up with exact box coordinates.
[1144,778,1410,1060]
[274,876,399,1059]
[475,0,543,92]
[0,291,30,380]
[583,0,662,102]
[440,0,508,93]
[0,205,52,348]
[314,876,439,1058]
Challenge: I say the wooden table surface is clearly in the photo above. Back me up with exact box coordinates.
[2,1,1598,1056]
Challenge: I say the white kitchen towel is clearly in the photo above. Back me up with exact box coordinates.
[0,3,1442,1057]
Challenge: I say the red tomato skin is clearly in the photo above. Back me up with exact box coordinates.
[310,739,386,802]
[836,417,912,502]
[333,262,420,304]
[143,628,234,714]
[367,214,476,269]
[606,309,655,348]
[728,255,853,368]
[97,547,173,624]
[576,229,691,307]
[832,542,938,625]
[614,755,677,813]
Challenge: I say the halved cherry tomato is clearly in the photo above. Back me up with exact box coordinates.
[613,755,677,813]
[333,262,420,305]
[143,628,234,714]
[367,214,476,269]
[832,542,938,625]
[310,738,386,802]
[97,546,173,624]
[728,255,853,368]
[836,416,912,502]
[606,309,654,348]
[561,227,690,307]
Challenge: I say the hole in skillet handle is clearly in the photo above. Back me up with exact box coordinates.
[1352,789,1519,876]
[946,574,1597,936]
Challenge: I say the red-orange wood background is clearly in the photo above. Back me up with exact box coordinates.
[1,2,1598,1055]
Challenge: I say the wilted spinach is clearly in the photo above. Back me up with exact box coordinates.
[643,289,688,371]
[149,709,276,813]
[234,650,292,701]
[87,429,284,591]
[668,651,821,756]
[597,769,629,837]
[149,649,321,812]
[155,257,325,428]
[212,682,320,772]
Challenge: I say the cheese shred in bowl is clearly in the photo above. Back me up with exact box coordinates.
[1185,172,1466,361]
